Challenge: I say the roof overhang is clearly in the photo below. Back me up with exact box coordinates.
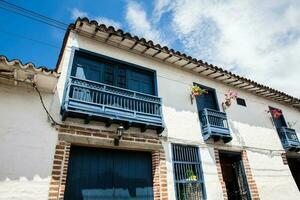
[0,55,59,92]
[55,17,300,111]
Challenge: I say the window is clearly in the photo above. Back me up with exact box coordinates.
[194,83,219,111]
[269,107,286,128]
[71,51,156,95]
[172,144,205,200]
[236,98,246,107]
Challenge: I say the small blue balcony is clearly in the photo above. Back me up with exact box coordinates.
[200,108,232,143]
[277,127,300,152]
[62,76,164,133]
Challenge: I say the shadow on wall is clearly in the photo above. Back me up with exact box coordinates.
[228,120,246,146]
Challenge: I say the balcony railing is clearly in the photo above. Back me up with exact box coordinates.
[200,108,232,143]
[62,76,164,132]
[277,127,300,151]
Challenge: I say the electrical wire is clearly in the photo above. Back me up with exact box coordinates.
[0,1,297,155]
[32,82,64,126]
[0,76,62,126]
[0,0,68,30]
[0,73,288,156]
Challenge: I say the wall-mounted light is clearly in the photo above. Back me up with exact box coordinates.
[114,125,124,146]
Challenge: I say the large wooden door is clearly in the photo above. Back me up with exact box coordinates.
[64,146,153,200]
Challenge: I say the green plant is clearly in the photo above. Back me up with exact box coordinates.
[186,168,195,177]
[191,85,207,97]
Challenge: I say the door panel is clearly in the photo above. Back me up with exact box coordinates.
[195,86,219,111]
[116,66,127,89]
[72,55,103,82]
[128,70,154,95]
[269,107,287,128]
[272,115,287,128]
[64,146,153,200]
[233,161,251,200]
[103,64,115,85]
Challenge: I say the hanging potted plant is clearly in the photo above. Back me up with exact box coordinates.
[190,85,208,104]
[266,108,282,119]
[222,90,238,110]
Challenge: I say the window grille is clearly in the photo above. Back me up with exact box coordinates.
[172,144,205,200]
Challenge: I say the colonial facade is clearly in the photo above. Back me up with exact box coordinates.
[0,17,300,200]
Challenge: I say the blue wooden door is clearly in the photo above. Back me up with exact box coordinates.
[269,107,287,128]
[128,70,154,95]
[71,55,104,82]
[195,86,219,111]
[64,146,153,200]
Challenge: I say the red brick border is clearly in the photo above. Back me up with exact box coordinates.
[214,148,228,200]
[242,150,260,200]
[48,140,70,200]
[152,150,168,200]
[48,125,168,200]
[214,149,260,200]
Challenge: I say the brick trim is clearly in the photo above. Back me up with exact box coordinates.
[48,140,70,200]
[214,148,228,200]
[49,125,168,200]
[214,149,260,200]
[242,150,260,200]
[152,150,168,200]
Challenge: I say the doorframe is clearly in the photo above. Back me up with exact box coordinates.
[268,106,287,128]
[193,82,220,111]
[48,125,169,200]
[214,148,260,200]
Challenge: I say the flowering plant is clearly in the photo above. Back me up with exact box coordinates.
[191,85,208,97]
[222,90,238,110]
[266,108,282,119]
[190,85,208,104]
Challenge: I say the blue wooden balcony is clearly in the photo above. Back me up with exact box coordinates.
[200,108,232,143]
[62,76,164,133]
[277,127,300,152]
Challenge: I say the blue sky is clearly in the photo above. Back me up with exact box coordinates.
[1,0,300,98]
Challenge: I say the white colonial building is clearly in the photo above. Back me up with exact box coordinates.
[0,17,300,200]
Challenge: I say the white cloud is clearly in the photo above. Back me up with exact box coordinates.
[152,0,172,22]
[94,17,122,30]
[125,1,167,45]
[70,8,88,20]
[70,1,300,98]
[70,8,122,29]
[160,0,300,98]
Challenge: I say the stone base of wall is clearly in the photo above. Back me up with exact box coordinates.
[214,148,260,200]
[48,125,168,200]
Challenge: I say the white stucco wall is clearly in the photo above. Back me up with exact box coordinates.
[55,33,300,199]
[0,83,57,200]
